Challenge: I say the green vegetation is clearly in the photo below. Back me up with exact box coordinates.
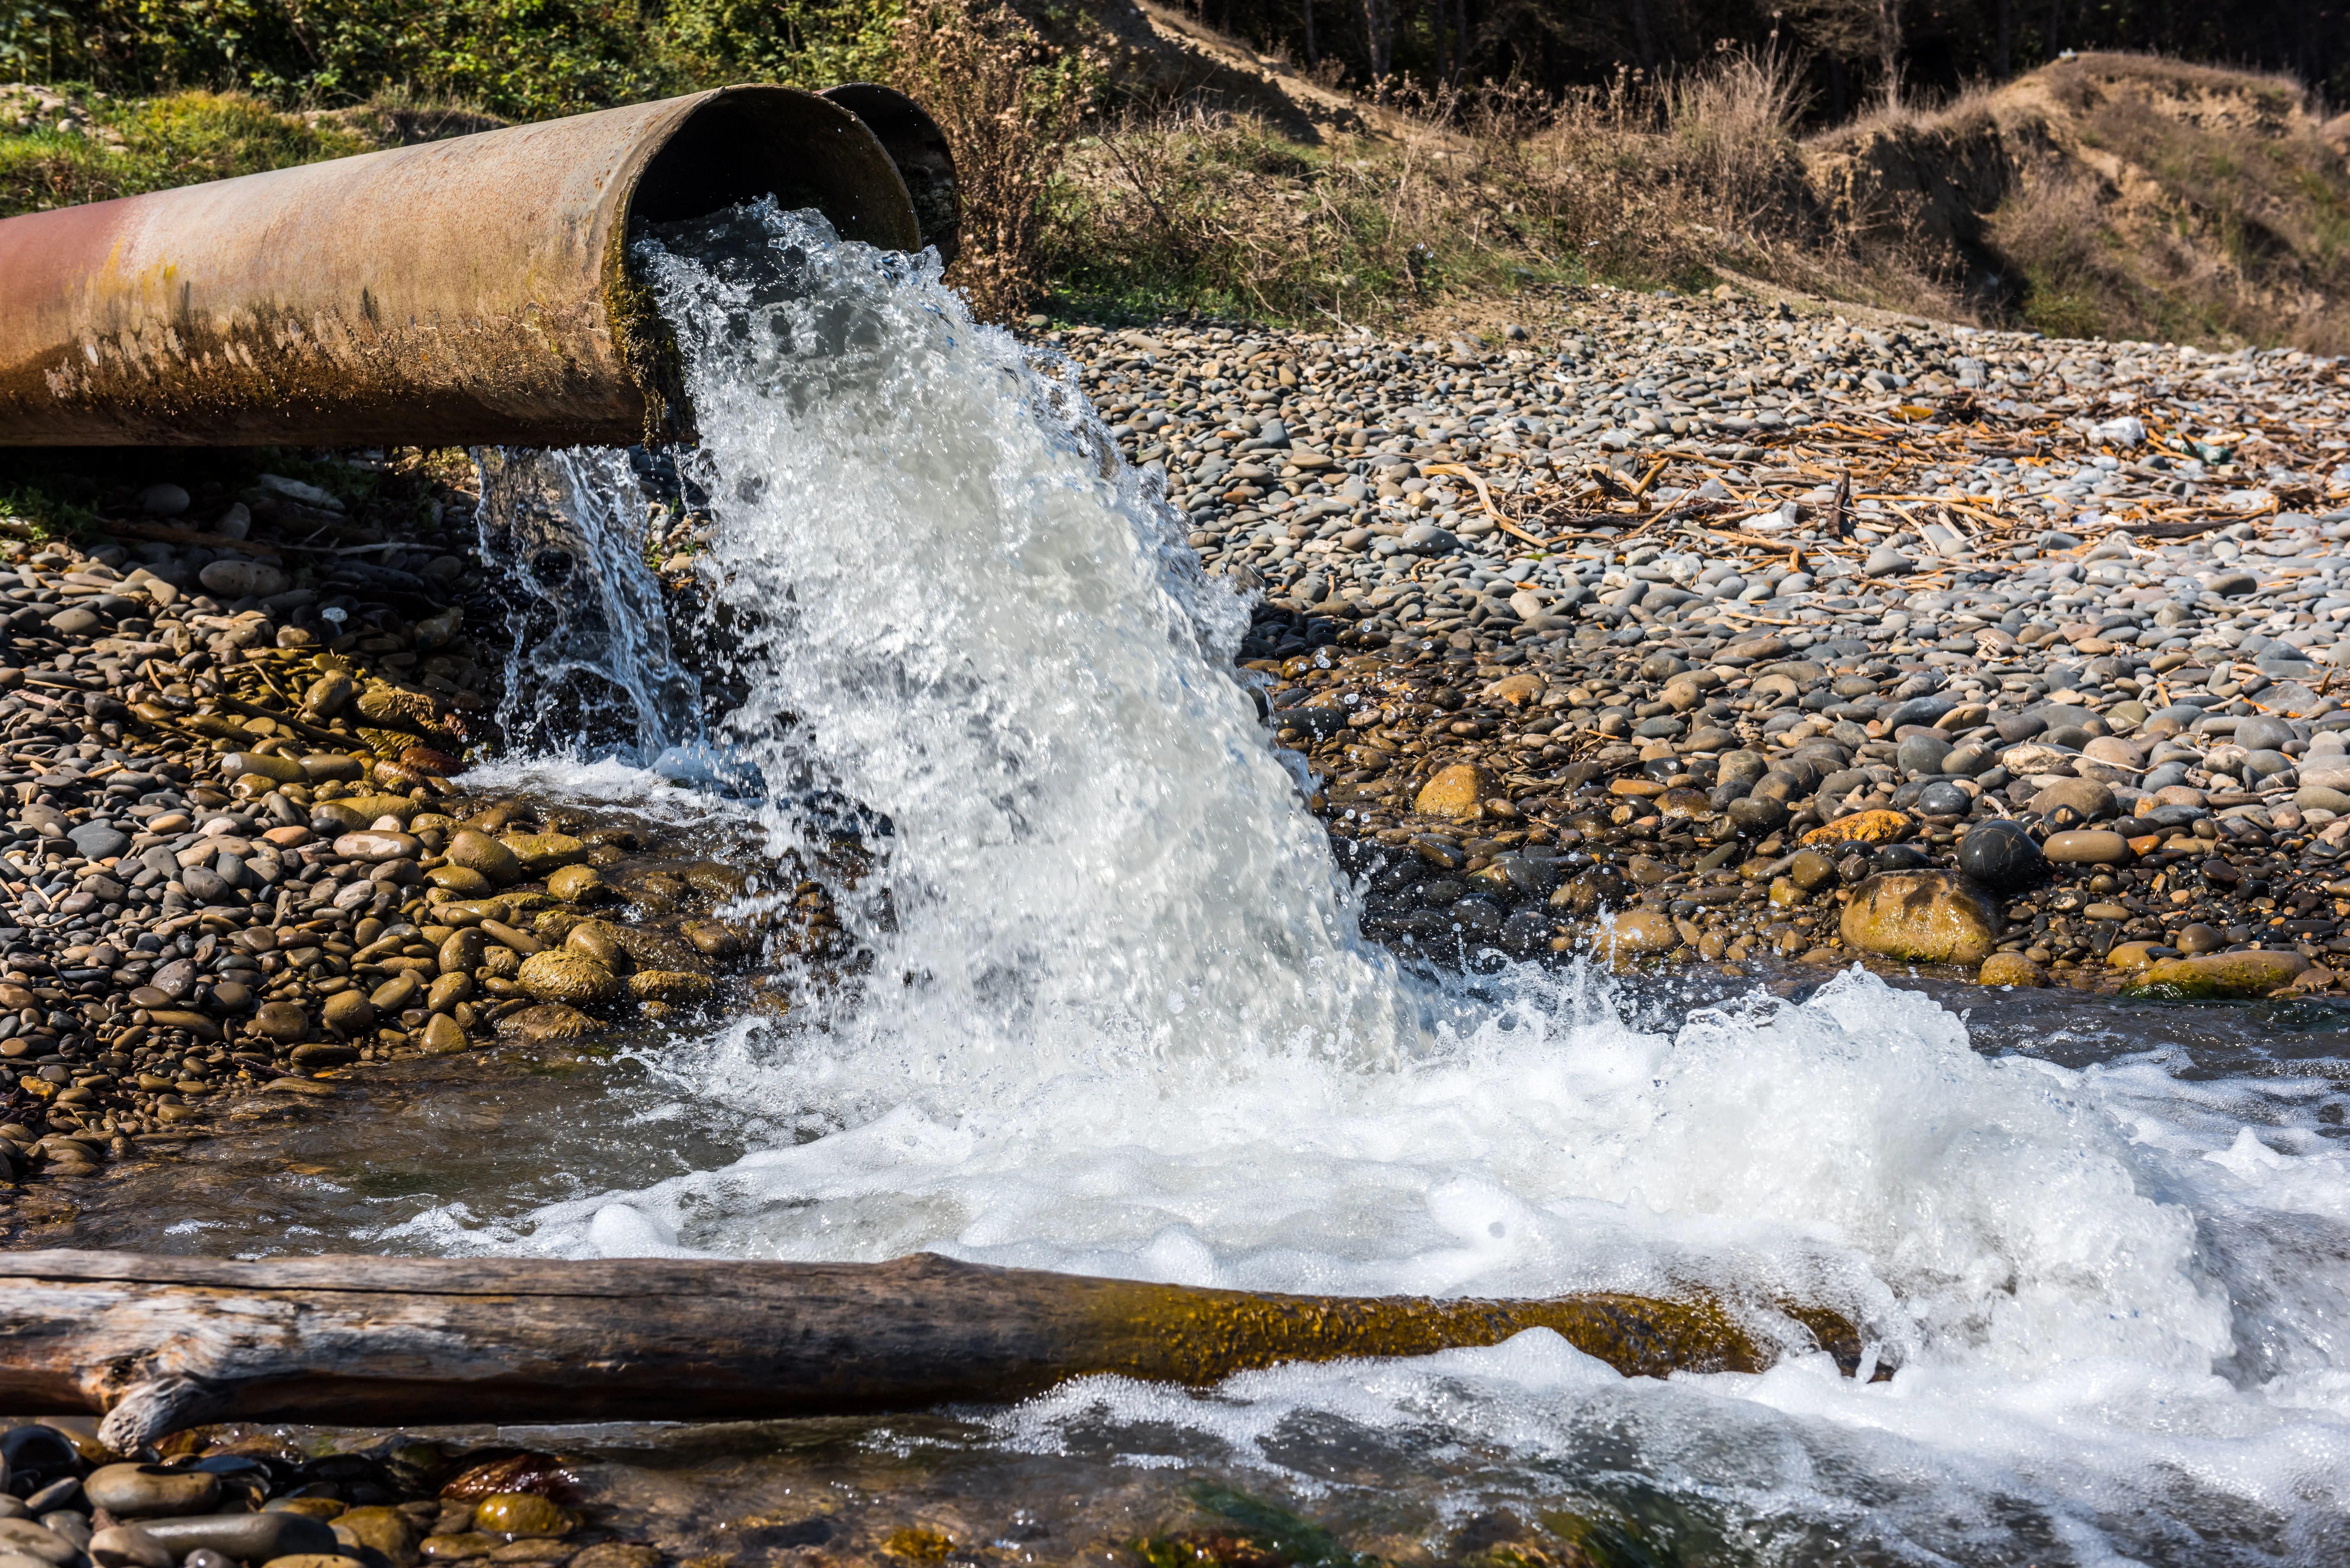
[0,0,896,121]
[0,86,368,213]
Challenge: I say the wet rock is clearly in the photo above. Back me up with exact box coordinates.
[291,1043,359,1069]
[222,751,307,786]
[1957,820,2044,890]
[517,952,621,1005]
[500,833,590,877]
[678,918,745,959]
[1414,764,1500,818]
[1785,849,1838,891]
[627,970,715,1006]
[472,1497,570,1541]
[1839,871,2003,965]
[444,829,522,885]
[335,1507,421,1567]
[2043,830,2132,865]
[2105,941,2164,970]
[252,1001,309,1042]
[545,865,615,904]
[1978,952,2044,986]
[421,1013,469,1054]
[321,991,378,1036]
[427,971,474,1012]
[2132,950,2309,997]
[497,1004,606,1046]
[1592,908,1681,958]
[2174,922,2225,954]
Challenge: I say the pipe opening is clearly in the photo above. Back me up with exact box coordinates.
[614,86,926,449]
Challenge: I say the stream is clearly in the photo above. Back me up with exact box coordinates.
[35,202,2350,1566]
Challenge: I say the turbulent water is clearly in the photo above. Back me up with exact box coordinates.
[432,202,2350,1563]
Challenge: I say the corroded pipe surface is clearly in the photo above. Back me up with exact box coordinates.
[0,85,940,448]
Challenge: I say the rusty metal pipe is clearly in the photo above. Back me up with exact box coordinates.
[0,84,959,449]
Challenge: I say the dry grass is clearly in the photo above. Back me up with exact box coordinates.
[890,0,1094,321]
[1041,46,1974,328]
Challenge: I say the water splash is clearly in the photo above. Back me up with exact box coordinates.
[472,446,702,761]
[627,201,1422,1090]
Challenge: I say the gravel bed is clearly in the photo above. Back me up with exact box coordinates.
[1056,286,2350,995]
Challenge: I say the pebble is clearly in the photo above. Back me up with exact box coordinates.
[82,1464,217,1518]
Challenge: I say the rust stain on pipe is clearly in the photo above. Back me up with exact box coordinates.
[0,84,954,449]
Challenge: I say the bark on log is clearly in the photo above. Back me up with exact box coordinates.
[0,1251,1866,1451]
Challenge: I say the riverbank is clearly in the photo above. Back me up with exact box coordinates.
[1059,283,2350,992]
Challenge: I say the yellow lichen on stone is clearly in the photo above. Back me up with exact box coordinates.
[1803,810,1912,847]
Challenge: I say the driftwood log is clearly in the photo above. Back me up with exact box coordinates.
[0,1251,1868,1450]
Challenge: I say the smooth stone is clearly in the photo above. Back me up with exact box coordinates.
[1840,870,2003,965]
[1914,780,1970,816]
[499,832,590,876]
[2133,951,2309,998]
[2235,714,2297,752]
[334,830,421,863]
[1956,820,2044,889]
[427,864,495,894]
[2105,941,2166,970]
[2043,829,2132,865]
[1978,951,2044,987]
[428,971,474,1011]
[545,864,615,904]
[87,1527,172,1568]
[334,1507,418,1566]
[1593,908,1682,959]
[420,1537,497,1563]
[2294,786,2350,814]
[67,822,130,859]
[290,1043,359,1069]
[563,921,632,970]
[120,1518,341,1565]
[444,829,522,885]
[421,1012,469,1054]
[2174,923,2225,955]
[196,559,290,599]
[84,1465,218,1519]
[472,1496,569,1540]
[1414,764,1500,818]
[681,919,745,958]
[222,751,307,785]
[252,1001,309,1042]
[138,483,191,516]
[1894,733,1951,775]
[2028,777,2117,821]
[0,1524,74,1567]
[320,991,378,1035]
[2081,735,2145,767]
[370,973,422,1013]
[517,951,621,1005]
[1785,849,1838,892]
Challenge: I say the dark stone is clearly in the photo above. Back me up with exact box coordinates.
[1728,795,1790,833]
[180,866,232,904]
[1880,696,1953,730]
[1500,908,1553,951]
[1956,818,2045,890]
[1895,733,1953,775]
[1994,712,2048,743]
[1916,781,1972,816]
[2236,714,2297,752]
[1872,843,1932,873]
